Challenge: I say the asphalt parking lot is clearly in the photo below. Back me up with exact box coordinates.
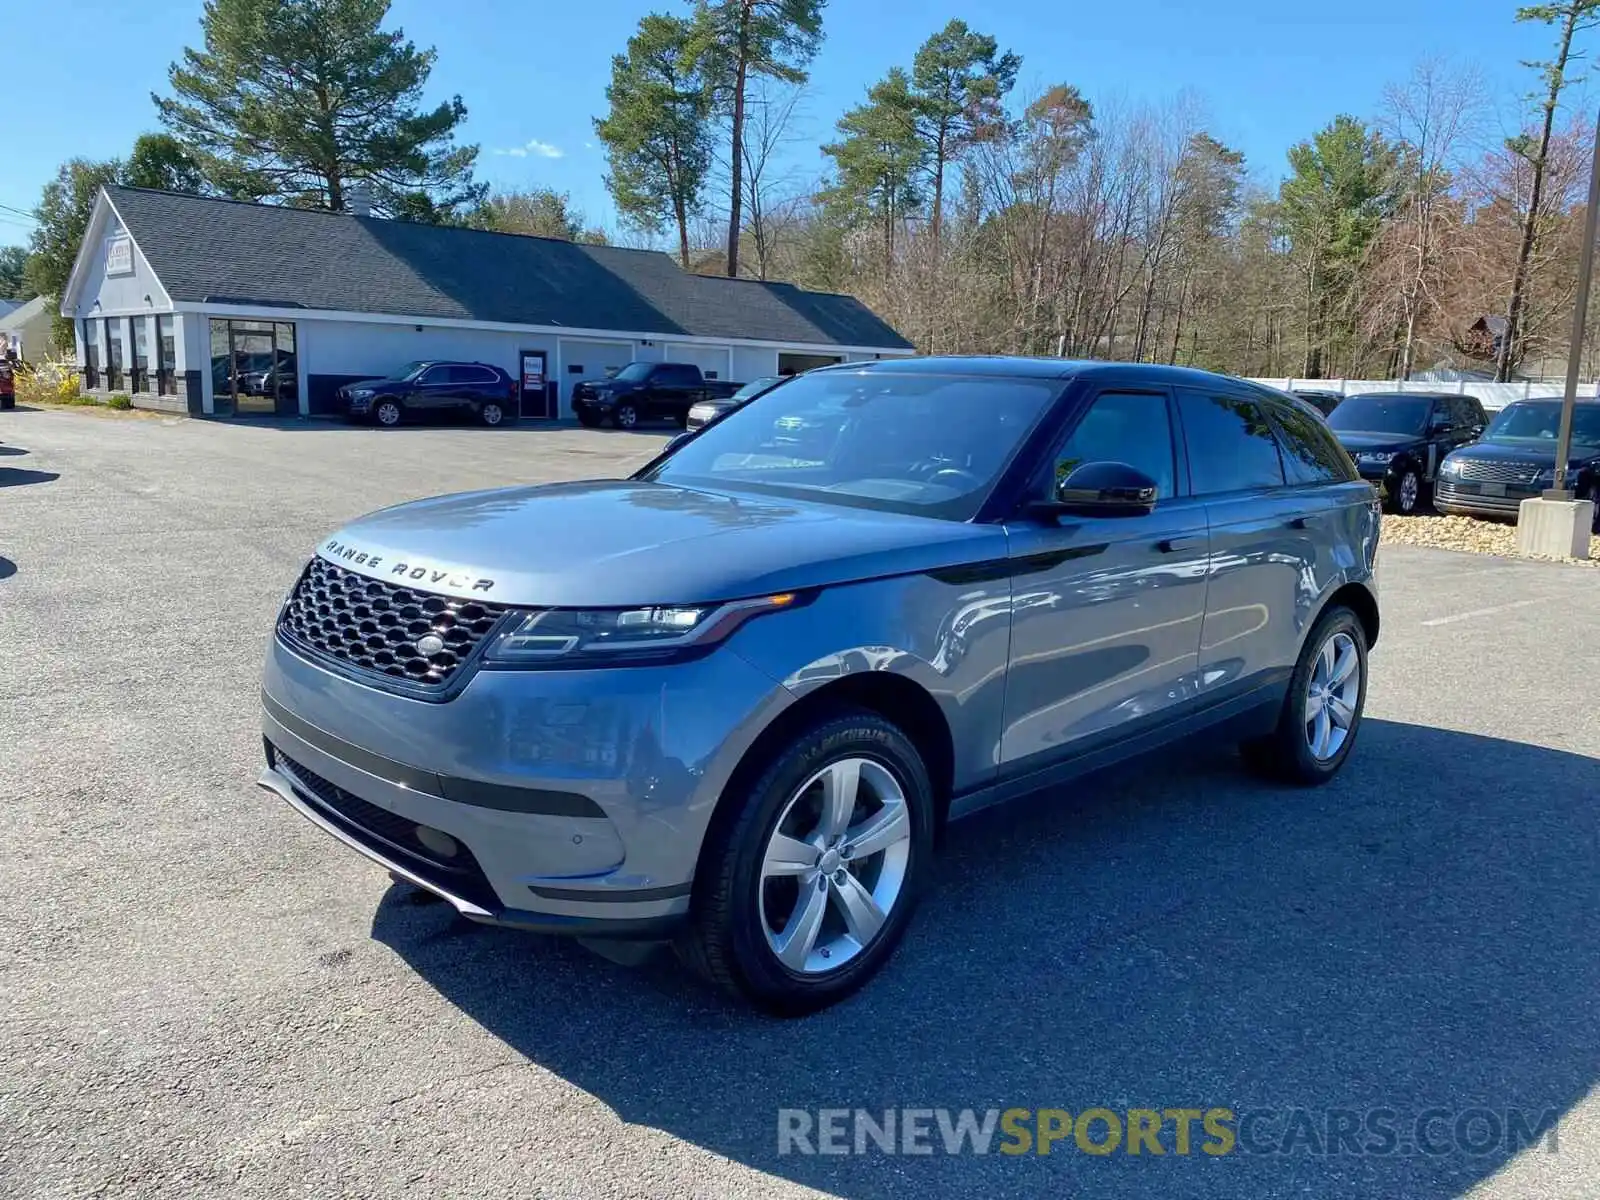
[3,409,1599,1200]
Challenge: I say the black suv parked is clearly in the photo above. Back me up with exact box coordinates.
[572,362,742,429]
[1437,398,1600,530]
[341,361,518,428]
[1325,391,1487,514]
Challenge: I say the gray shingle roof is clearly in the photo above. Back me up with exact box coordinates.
[104,186,913,350]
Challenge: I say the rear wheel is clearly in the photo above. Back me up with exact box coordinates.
[374,399,402,428]
[612,403,639,430]
[480,401,505,427]
[1241,606,1368,784]
[678,710,934,1016]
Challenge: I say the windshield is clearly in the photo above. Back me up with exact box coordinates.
[732,376,783,401]
[642,370,1060,519]
[390,361,428,381]
[612,363,653,383]
[1326,395,1431,437]
[1485,401,1600,448]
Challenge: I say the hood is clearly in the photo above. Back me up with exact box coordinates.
[314,479,1006,607]
[1333,430,1424,452]
[342,378,399,392]
[1445,439,1600,467]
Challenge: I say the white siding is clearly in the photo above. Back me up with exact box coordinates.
[557,338,635,415]
[664,342,733,382]
[731,346,779,383]
[71,212,168,318]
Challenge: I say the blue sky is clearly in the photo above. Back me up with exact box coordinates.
[0,0,1577,251]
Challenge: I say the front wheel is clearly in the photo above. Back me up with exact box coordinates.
[1386,467,1421,514]
[612,403,639,430]
[373,399,403,428]
[1241,606,1368,785]
[678,710,935,1015]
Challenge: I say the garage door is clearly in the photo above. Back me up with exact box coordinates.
[664,343,733,383]
[559,339,634,415]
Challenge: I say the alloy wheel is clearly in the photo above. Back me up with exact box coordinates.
[1304,631,1361,761]
[1397,471,1419,513]
[758,757,912,976]
[616,404,638,429]
[482,403,503,426]
[376,401,401,427]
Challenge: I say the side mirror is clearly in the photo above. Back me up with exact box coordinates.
[1045,461,1159,517]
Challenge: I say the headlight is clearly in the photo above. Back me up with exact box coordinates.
[1535,467,1557,486]
[1439,457,1462,477]
[350,388,374,399]
[484,593,800,665]
[1357,450,1396,465]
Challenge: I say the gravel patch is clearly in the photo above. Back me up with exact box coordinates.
[1381,511,1600,567]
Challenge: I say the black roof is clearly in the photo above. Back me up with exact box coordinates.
[103,186,913,350]
[841,356,1264,387]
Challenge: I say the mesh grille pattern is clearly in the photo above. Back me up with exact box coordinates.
[1455,459,1542,484]
[279,556,509,689]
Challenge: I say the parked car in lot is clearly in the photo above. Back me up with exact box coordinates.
[685,375,786,432]
[259,358,1381,1014]
[572,362,742,429]
[341,361,518,428]
[1325,391,1487,514]
[1292,388,1343,416]
[1436,398,1600,530]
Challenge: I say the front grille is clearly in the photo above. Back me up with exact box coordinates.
[1435,481,1524,512]
[271,744,498,909]
[279,557,509,691]
[1455,458,1542,484]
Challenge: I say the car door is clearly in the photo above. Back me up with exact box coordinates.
[653,364,697,419]
[410,364,455,414]
[999,385,1211,771]
[1174,387,1309,702]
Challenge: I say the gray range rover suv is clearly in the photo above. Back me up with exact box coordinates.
[260,358,1381,1014]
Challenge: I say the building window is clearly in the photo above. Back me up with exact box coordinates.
[157,315,176,396]
[132,317,151,393]
[82,320,100,389]
[210,318,298,415]
[104,318,125,391]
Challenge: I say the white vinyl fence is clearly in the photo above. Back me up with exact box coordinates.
[1248,377,1600,413]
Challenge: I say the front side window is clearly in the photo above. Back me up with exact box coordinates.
[1326,394,1432,437]
[1051,390,1176,497]
[1267,398,1356,485]
[1177,391,1286,494]
[643,370,1060,519]
[660,364,699,386]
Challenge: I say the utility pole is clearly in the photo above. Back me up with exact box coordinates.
[1549,106,1600,498]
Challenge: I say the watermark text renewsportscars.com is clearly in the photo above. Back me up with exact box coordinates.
[777,1106,1561,1157]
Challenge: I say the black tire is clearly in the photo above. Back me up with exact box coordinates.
[677,709,935,1016]
[1240,605,1369,785]
[576,411,600,428]
[1584,483,1600,534]
[480,401,506,427]
[1385,466,1421,514]
[373,398,403,428]
[612,403,639,430]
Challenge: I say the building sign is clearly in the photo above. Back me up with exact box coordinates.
[105,235,133,276]
[521,353,545,388]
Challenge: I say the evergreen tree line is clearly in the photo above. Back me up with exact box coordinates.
[8,0,1600,380]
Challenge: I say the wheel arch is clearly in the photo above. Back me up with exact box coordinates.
[696,673,957,881]
[1320,580,1380,650]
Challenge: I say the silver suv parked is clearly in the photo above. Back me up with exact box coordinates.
[259,358,1381,1014]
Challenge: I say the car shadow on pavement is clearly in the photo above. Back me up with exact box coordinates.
[0,556,15,580]
[372,719,1600,1199]
[0,444,28,456]
[0,466,58,489]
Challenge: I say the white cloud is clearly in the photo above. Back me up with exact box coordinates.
[492,139,565,160]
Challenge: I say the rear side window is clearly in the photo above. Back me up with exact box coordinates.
[451,365,497,385]
[1452,396,1485,428]
[1176,390,1286,494]
[659,364,699,386]
[1266,399,1357,485]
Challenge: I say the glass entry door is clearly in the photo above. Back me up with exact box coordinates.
[210,319,298,415]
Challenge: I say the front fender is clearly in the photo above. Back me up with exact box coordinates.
[725,572,1014,794]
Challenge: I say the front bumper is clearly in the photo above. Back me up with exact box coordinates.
[1433,479,1537,518]
[260,633,793,935]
